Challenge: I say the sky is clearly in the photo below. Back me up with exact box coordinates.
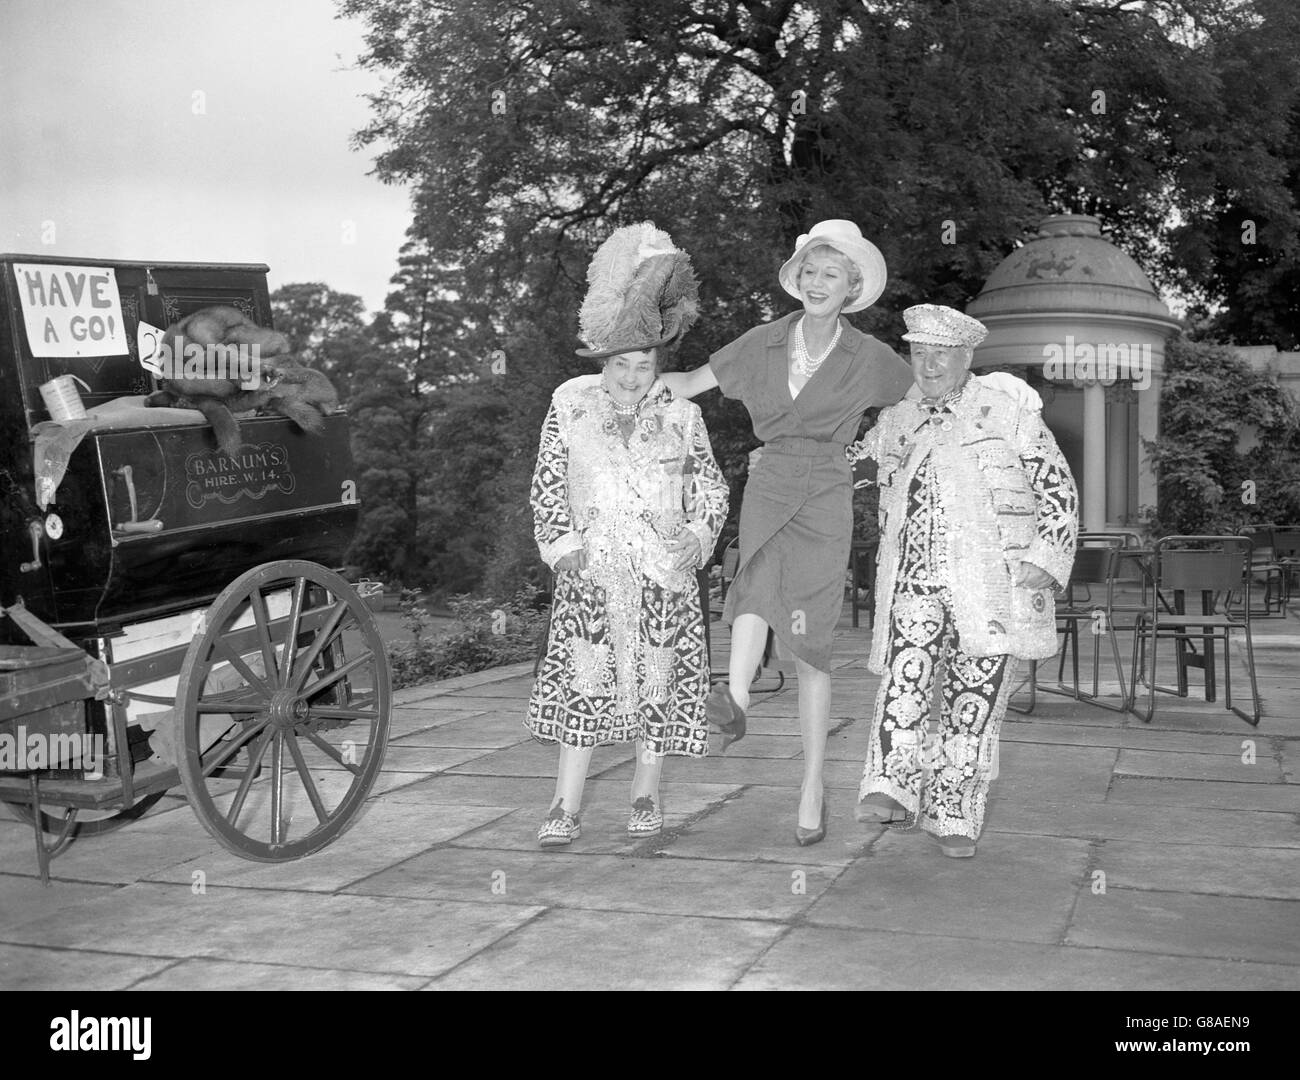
[0,0,411,314]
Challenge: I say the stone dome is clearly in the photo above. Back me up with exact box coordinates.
[967,214,1177,325]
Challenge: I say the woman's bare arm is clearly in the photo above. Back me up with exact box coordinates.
[660,364,719,399]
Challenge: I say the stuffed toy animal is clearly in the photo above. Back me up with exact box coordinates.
[145,305,337,458]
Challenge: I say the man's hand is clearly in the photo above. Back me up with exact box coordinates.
[664,533,703,574]
[1014,561,1056,590]
[555,549,588,574]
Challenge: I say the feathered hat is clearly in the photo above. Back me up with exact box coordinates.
[576,222,700,358]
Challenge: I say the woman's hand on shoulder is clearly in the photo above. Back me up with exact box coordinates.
[977,372,1042,411]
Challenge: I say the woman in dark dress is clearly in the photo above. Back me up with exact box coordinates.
[661,220,911,845]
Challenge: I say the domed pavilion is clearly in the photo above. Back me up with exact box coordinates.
[966,214,1182,532]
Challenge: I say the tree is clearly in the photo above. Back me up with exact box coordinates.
[1144,336,1300,535]
[1174,0,1300,347]
[337,237,498,585]
[270,283,373,401]
[339,0,1300,590]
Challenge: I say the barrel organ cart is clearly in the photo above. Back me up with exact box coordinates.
[0,254,390,882]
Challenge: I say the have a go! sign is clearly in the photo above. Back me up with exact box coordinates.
[10,262,129,358]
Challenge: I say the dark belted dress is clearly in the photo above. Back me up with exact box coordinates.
[710,312,913,672]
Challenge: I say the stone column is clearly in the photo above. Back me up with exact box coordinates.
[1106,386,1131,525]
[1083,381,1107,531]
[1136,372,1161,524]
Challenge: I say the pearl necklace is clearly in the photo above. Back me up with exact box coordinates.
[610,398,638,417]
[791,317,842,377]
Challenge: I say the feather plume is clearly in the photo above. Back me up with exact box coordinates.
[658,252,700,343]
[579,222,672,348]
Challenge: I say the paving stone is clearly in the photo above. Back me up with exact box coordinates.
[142,802,514,892]
[375,773,555,807]
[372,745,497,773]
[595,754,865,790]
[1115,749,1282,783]
[393,665,533,702]
[825,727,872,762]
[681,733,803,760]
[446,741,628,778]
[733,927,1300,990]
[985,800,1300,847]
[991,743,1118,804]
[0,801,227,886]
[350,846,839,920]
[1124,708,1267,733]
[427,909,783,990]
[3,598,1296,990]
[443,779,741,855]
[1067,888,1300,965]
[0,944,175,991]
[390,706,490,720]
[196,765,461,838]
[0,875,125,932]
[438,678,536,699]
[390,711,533,749]
[396,695,533,714]
[386,707,492,738]
[1107,777,1300,813]
[804,831,1089,944]
[1277,741,1300,783]
[1005,701,1130,727]
[728,714,860,737]
[999,721,1262,756]
[1,882,543,977]
[1096,841,1300,900]
[660,785,885,866]
[128,957,427,991]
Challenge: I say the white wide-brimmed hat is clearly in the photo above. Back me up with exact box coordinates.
[901,304,988,348]
[778,219,887,314]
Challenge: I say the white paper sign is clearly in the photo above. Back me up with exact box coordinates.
[136,319,166,376]
[11,263,129,358]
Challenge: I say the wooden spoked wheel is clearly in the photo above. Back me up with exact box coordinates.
[175,560,391,860]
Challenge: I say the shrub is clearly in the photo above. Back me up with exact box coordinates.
[388,587,548,689]
[1142,335,1300,535]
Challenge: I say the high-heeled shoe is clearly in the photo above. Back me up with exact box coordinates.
[794,789,828,847]
[705,682,747,750]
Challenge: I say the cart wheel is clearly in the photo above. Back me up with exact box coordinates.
[2,792,167,836]
[175,559,391,861]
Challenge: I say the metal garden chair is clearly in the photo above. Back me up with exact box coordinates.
[1129,535,1261,726]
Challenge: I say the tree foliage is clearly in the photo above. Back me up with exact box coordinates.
[1144,336,1300,534]
[329,0,1300,591]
